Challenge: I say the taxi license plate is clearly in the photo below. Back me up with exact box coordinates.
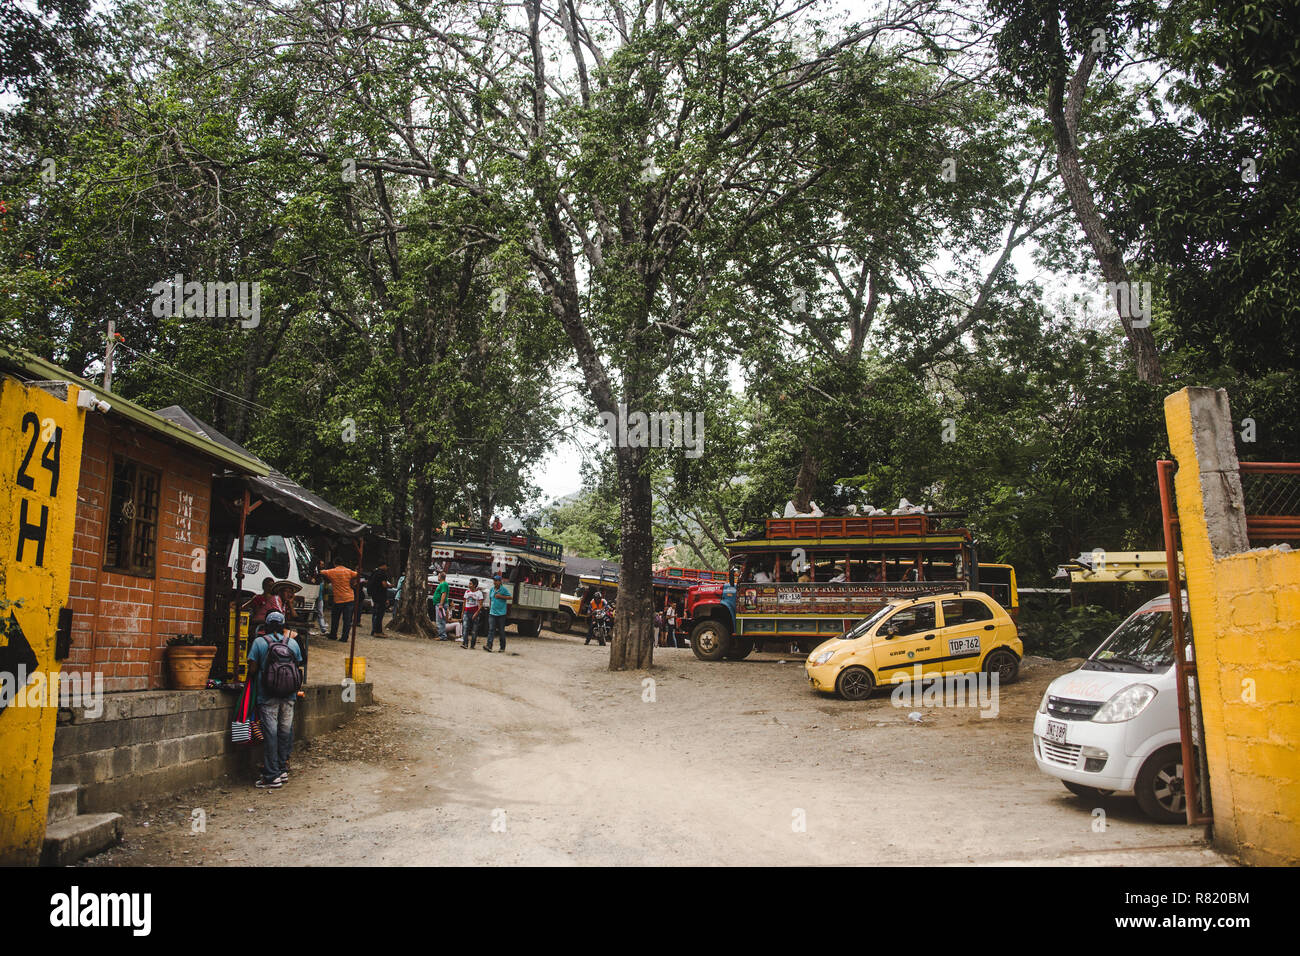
[1044,720,1068,743]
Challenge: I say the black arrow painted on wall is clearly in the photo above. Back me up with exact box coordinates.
[0,612,39,716]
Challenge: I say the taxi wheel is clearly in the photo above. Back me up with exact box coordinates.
[724,638,754,660]
[689,620,732,661]
[1063,780,1113,800]
[982,648,1020,684]
[1135,745,1187,824]
[836,666,875,701]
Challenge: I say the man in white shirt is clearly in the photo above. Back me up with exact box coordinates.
[461,577,485,648]
[753,566,773,583]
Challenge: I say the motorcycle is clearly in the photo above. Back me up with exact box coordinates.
[589,605,613,645]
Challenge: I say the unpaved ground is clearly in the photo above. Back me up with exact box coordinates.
[85,627,1226,866]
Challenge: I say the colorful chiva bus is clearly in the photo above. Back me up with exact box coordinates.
[683,513,1018,661]
[575,566,729,618]
[427,527,564,636]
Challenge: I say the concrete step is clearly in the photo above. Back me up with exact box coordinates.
[47,784,80,825]
[41,813,123,866]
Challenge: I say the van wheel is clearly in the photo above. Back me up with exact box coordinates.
[551,607,574,634]
[725,638,754,660]
[836,667,875,701]
[516,618,541,637]
[689,620,731,661]
[1063,780,1113,800]
[982,648,1020,684]
[1135,745,1187,824]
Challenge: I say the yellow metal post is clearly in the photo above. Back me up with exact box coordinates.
[0,377,86,865]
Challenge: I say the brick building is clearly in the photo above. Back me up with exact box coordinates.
[3,351,266,692]
[3,349,373,863]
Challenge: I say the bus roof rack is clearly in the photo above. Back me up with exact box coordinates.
[753,511,968,541]
[438,526,564,562]
[654,566,729,583]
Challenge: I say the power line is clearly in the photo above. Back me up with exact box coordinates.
[111,339,589,447]
[114,342,277,416]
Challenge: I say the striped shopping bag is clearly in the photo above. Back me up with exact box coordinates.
[231,681,253,744]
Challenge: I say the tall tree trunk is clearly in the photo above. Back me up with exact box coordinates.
[391,463,435,638]
[1047,47,1161,384]
[610,446,655,670]
[388,445,409,571]
[478,455,494,527]
[228,346,259,443]
[792,445,821,513]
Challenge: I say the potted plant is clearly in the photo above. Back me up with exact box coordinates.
[165,633,219,690]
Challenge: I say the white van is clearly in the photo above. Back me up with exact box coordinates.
[226,534,321,623]
[1032,593,1194,823]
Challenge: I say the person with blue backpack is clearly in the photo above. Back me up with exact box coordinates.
[247,611,303,789]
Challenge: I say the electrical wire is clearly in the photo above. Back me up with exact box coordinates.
[110,339,588,447]
[114,342,278,416]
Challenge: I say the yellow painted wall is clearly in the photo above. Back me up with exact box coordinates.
[0,376,86,865]
[1166,388,1300,866]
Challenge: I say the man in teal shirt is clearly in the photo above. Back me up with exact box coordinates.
[484,572,512,653]
[432,570,450,640]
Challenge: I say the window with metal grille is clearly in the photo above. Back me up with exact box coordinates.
[104,457,161,576]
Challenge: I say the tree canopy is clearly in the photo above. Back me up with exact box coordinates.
[2,0,1294,664]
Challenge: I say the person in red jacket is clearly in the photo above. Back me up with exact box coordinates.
[246,577,285,629]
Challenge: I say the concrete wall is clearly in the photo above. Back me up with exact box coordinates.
[1165,386,1300,866]
[52,681,372,813]
[66,413,214,692]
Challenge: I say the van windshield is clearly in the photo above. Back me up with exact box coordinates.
[843,604,896,640]
[241,534,289,579]
[1084,608,1185,673]
[288,537,316,575]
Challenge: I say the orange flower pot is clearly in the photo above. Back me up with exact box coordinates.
[166,645,218,690]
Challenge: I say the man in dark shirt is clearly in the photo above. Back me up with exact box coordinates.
[368,564,392,636]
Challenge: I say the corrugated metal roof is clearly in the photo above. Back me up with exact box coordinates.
[156,406,367,537]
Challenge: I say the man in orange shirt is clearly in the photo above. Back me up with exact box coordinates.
[319,558,359,642]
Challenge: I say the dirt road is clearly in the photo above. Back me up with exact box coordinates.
[86,627,1226,866]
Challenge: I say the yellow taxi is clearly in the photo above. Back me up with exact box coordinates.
[805,590,1022,701]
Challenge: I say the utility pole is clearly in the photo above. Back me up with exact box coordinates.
[104,319,115,392]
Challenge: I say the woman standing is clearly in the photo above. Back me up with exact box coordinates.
[461,578,484,649]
